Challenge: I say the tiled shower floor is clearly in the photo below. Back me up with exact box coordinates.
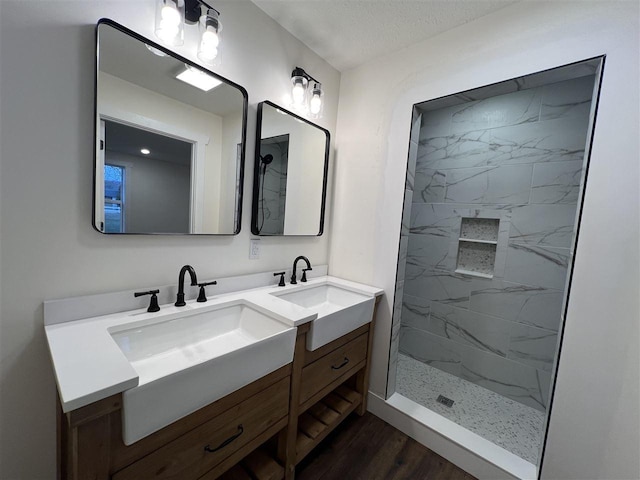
[396,353,545,464]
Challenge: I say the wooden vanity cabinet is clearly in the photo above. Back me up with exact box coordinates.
[58,366,291,480]
[279,297,380,479]
[57,297,379,480]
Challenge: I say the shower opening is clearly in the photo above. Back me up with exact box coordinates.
[387,57,604,473]
[256,134,289,235]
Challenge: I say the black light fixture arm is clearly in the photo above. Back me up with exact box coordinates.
[292,67,320,85]
[184,0,220,24]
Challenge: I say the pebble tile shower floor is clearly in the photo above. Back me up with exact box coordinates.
[396,353,545,464]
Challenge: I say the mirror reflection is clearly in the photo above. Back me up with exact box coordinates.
[95,20,247,234]
[252,102,329,236]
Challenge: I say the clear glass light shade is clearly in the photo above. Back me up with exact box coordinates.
[155,0,184,46]
[309,83,323,118]
[197,11,222,65]
[291,75,308,106]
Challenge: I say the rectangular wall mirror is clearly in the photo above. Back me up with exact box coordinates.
[251,101,330,236]
[94,19,248,235]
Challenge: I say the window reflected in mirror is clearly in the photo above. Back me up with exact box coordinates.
[104,164,125,233]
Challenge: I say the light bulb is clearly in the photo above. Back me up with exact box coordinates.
[155,0,183,46]
[160,4,181,25]
[198,44,218,63]
[198,12,222,65]
[201,29,219,48]
[157,21,180,44]
[292,83,305,104]
[310,94,322,114]
[198,28,219,63]
[309,82,323,118]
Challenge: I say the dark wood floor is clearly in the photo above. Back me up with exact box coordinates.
[295,412,476,480]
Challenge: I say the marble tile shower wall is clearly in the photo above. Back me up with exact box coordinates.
[393,76,595,411]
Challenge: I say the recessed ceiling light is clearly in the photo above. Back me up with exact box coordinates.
[140,148,151,155]
[175,65,222,92]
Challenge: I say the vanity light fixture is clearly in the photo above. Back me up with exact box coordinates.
[155,0,184,46]
[175,65,222,91]
[290,67,324,119]
[154,0,223,66]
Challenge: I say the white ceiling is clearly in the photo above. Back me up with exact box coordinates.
[251,0,520,72]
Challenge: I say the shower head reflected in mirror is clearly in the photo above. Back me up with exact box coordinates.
[257,153,274,234]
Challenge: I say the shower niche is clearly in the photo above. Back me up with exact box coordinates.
[455,218,500,278]
[389,57,604,470]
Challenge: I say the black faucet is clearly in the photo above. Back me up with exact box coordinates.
[175,265,198,307]
[290,256,312,285]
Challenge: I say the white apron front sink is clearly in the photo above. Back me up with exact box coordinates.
[271,282,375,351]
[109,299,296,445]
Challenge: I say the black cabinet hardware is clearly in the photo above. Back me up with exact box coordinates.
[331,357,349,370]
[204,425,244,453]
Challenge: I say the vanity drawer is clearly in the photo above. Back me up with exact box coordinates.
[299,333,368,406]
[112,377,290,480]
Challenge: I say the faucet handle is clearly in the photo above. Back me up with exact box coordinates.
[134,289,160,313]
[273,272,286,287]
[197,281,217,303]
[301,268,313,283]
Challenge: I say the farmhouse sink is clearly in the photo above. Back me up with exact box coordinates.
[272,282,375,351]
[109,299,296,445]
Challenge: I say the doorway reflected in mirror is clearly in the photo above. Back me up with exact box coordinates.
[101,120,192,234]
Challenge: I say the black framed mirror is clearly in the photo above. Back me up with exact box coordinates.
[94,19,248,235]
[251,101,330,236]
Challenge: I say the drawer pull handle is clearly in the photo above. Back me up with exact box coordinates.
[204,425,244,453]
[331,357,349,370]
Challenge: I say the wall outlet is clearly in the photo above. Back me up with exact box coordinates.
[249,239,260,259]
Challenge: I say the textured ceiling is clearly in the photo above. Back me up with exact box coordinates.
[251,0,519,71]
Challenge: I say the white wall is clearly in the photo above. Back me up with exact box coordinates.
[220,110,244,232]
[330,1,639,479]
[0,1,339,478]
[283,124,326,235]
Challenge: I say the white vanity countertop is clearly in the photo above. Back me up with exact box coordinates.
[45,275,383,413]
